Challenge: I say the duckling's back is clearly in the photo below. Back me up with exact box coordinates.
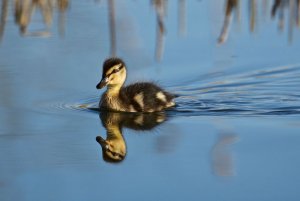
[120,82,175,112]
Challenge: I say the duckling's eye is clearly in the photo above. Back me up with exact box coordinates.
[114,65,124,73]
[114,65,123,73]
[112,68,119,74]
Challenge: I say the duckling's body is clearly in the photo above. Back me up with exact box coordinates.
[100,82,175,112]
[97,58,175,112]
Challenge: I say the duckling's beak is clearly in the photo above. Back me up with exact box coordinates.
[96,77,109,89]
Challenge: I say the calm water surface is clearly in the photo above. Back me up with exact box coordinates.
[1,0,300,201]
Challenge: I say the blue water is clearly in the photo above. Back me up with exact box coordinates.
[1,0,300,201]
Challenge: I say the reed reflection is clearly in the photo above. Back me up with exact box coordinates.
[218,0,300,44]
[178,0,187,37]
[152,0,167,61]
[0,0,68,38]
[0,0,8,42]
[218,0,239,44]
[271,0,300,42]
[1,1,300,55]
[108,0,116,56]
[96,111,167,163]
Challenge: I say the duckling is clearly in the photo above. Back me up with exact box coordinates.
[96,57,175,112]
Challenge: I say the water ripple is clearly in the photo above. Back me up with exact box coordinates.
[170,63,300,116]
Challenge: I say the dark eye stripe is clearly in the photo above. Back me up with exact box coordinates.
[106,65,124,77]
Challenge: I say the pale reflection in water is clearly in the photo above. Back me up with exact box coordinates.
[211,132,238,177]
[96,111,167,163]
[178,0,187,37]
[108,0,116,56]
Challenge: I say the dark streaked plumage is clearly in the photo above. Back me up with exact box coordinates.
[96,58,175,112]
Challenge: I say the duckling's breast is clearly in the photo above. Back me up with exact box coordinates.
[100,92,128,112]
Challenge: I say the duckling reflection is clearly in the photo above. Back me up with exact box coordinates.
[96,111,167,163]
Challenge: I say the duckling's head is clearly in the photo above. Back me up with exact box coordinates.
[96,58,127,89]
